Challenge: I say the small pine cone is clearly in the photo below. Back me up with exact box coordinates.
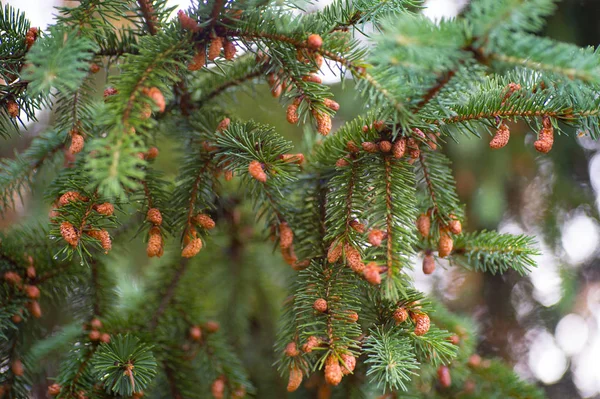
[195,214,216,230]
[347,311,359,323]
[416,213,431,238]
[12,359,24,376]
[422,253,435,275]
[335,158,349,167]
[280,153,305,164]
[146,231,163,257]
[411,312,430,336]
[208,36,223,61]
[89,330,101,341]
[447,219,462,235]
[438,365,451,388]
[468,354,482,368]
[3,271,22,285]
[58,191,87,206]
[361,142,379,153]
[281,246,298,266]
[285,342,300,357]
[48,384,61,396]
[12,314,22,323]
[324,355,342,386]
[103,87,118,97]
[363,262,381,285]
[448,334,460,345]
[349,220,365,234]
[248,160,267,182]
[327,242,342,263]
[89,63,100,73]
[27,265,36,279]
[286,104,299,124]
[302,336,319,353]
[211,378,225,399]
[346,141,360,153]
[217,117,230,132]
[313,298,328,313]
[94,202,114,216]
[147,208,163,225]
[25,284,40,299]
[341,354,356,375]
[224,170,234,181]
[145,87,165,113]
[188,50,206,71]
[223,39,236,60]
[379,141,392,153]
[490,123,510,149]
[189,325,202,341]
[315,112,332,136]
[279,222,294,249]
[392,138,406,158]
[205,320,220,333]
[303,74,322,84]
[362,125,370,133]
[87,229,111,253]
[28,300,42,318]
[426,132,438,151]
[68,133,84,154]
[344,244,364,273]
[25,27,38,49]
[146,146,159,160]
[102,334,111,344]
[307,34,323,49]
[91,318,103,329]
[182,238,203,258]
[393,307,408,324]
[407,137,420,158]
[368,229,386,246]
[60,221,79,247]
[324,98,339,111]
[373,120,385,131]
[287,366,303,392]
[437,233,453,258]
[178,10,199,31]
[534,118,554,153]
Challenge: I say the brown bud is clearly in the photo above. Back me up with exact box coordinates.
[335,158,349,167]
[349,220,365,234]
[217,117,230,133]
[48,383,61,396]
[490,123,510,149]
[12,314,22,323]
[146,146,159,160]
[280,153,305,164]
[60,221,79,247]
[211,378,225,399]
[182,238,203,258]
[89,63,100,73]
[534,117,554,153]
[368,229,386,246]
[324,355,342,386]
[25,284,40,299]
[223,39,236,60]
[194,214,216,230]
[468,354,482,368]
[4,271,22,285]
[393,138,406,158]
[12,359,24,376]
[307,34,323,49]
[416,213,431,238]
[373,120,385,131]
[327,242,343,263]
[25,27,38,49]
[422,253,435,275]
[100,333,110,343]
[313,298,328,313]
[91,318,103,330]
[285,342,300,357]
[303,74,322,84]
[147,208,163,225]
[287,366,303,392]
[279,222,294,249]
[28,300,42,318]
[205,320,220,333]
[393,307,408,324]
[411,312,430,336]
[94,203,114,216]
[438,365,451,388]
[224,170,234,181]
[146,231,163,258]
[69,133,84,154]
[103,87,118,98]
[286,104,299,124]
[89,330,101,341]
[146,87,165,112]
[448,219,462,235]
[189,325,202,341]
[378,141,392,153]
[448,334,460,345]
[26,265,36,279]
[315,111,332,136]
[188,50,206,71]
[86,229,111,253]
[438,233,453,258]
[58,191,87,206]
[302,336,319,353]
[363,262,381,285]
[346,141,360,153]
[324,98,339,111]
[248,160,267,182]
[341,354,356,375]
[346,311,359,323]
[361,142,379,153]
[178,10,199,31]
[208,36,223,61]
[344,244,364,273]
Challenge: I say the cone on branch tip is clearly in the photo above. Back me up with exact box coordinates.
[69,133,84,154]
[287,366,303,392]
[416,213,431,238]
[285,342,300,357]
[12,359,24,376]
[325,355,343,386]
[349,220,365,233]
[145,87,165,112]
[279,222,293,249]
[313,298,328,313]
[248,160,267,182]
[188,50,206,71]
[362,141,379,153]
[25,284,40,299]
[286,104,299,124]
[94,202,114,216]
[368,229,386,246]
[346,141,360,153]
[302,336,319,353]
[341,354,356,375]
[379,140,392,153]
[324,98,339,111]
[327,242,342,263]
[363,262,381,285]
[194,213,216,230]
[223,39,236,60]
[182,238,203,258]
[178,10,199,31]
[189,325,202,341]
[208,36,223,61]
[422,253,435,275]
[28,300,42,318]
[314,111,332,135]
[448,217,462,235]
[4,271,22,285]
[307,34,323,49]
[146,146,159,160]
[438,232,453,258]
[60,222,79,247]
[411,312,430,336]
[438,365,452,388]
[490,123,510,149]
[48,384,61,396]
[344,244,363,273]
[211,378,225,399]
[146,208,162,225]
[534,116,554,153]
[217,117,230,132]
[393,307,409,324]
[393,138,406,158]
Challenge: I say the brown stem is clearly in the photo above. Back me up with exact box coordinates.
[137,0,158,35]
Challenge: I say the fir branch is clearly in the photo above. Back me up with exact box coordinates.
[149,258,190,330]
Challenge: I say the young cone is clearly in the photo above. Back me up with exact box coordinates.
[325,355,343,386]
[422,253,435,274]
[287,366,303,392]
[182,238,203,258]
[490,123,510,149]
[438,232,453,258]
[416,213,431,238]
[248,160,267,182]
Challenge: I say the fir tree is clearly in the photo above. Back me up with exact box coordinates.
[0,0,595,397]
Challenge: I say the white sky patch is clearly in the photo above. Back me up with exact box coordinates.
[561,212,599,266]
[423,0,468,21]
[528,329,568,384]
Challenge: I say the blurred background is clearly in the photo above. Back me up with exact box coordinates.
[4,0,600,398]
